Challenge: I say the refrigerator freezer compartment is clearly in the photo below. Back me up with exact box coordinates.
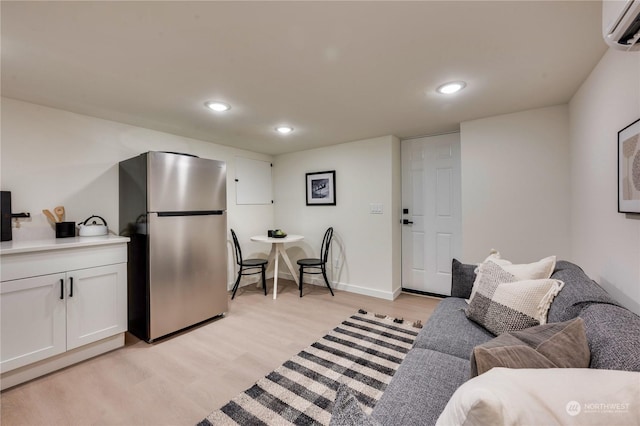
[148,151,226,213]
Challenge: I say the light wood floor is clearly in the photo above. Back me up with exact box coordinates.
[0,280,441,426]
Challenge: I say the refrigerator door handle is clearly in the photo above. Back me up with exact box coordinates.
[157,211,224,217]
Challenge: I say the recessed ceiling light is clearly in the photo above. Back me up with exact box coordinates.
[436,81,467,95]
[275,126,293,134]
[204,101,231,112]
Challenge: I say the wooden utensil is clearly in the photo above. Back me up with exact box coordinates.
[54,206,65,222]
[43,209,57,224]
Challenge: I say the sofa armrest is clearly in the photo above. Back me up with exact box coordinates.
[451,259,476,299]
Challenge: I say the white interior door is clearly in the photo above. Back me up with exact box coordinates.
[401,133,461,295]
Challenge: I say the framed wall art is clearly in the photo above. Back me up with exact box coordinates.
[619,118,640,214]
[306,170,336,206]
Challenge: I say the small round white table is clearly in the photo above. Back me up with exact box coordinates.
[250,234,304,299]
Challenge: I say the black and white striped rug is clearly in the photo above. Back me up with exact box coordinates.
[198,310,422,426]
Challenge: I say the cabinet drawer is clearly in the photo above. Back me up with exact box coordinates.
[1,244,127,282]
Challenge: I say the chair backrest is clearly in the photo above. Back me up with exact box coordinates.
[230,229,243,265]
[320,227,333,264]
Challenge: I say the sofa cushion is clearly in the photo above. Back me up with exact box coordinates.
[436,367,640,426]
[330,384,381,426]
[371,348,469,426]
[579,303,640,371]
[413,298,494,360]
[547,261,620,323]
[470,318,590,377]
[451,259,476,299]
[466,261,564,335]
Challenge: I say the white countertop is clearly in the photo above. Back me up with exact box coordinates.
[0,235,130,255]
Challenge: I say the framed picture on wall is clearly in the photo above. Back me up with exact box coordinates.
[306,170,336,206]
[619,118,640,214]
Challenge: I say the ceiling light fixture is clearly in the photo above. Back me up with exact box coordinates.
[436,81,467,95]
[204,101,231,112]
[275,126,293,134]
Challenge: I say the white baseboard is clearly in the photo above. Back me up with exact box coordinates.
[332,281,397,300]
[278,271,398,301]
[230,271,399,301]
[1,333,124,391]
[391,286,403,300]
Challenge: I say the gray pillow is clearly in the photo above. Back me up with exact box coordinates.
[451,259,476,299]
[330,384,381,426]
[470,318,590,377]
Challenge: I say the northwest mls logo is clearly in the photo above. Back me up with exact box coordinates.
[566,400,631,416]
[566,401,581,416]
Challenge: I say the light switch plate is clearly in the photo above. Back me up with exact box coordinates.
[369,203,383,214]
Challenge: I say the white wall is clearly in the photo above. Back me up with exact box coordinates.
[0,98,274,287]
[390,135,402,297]
[460,105,571,263]
[569,49,640,315]
[273,135,402,300]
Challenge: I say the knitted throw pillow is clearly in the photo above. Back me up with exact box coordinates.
[466,261,564,336]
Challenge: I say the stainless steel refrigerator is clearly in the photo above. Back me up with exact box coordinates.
[119,151,228,342]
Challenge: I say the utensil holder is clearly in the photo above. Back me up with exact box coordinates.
[55,222,76,238]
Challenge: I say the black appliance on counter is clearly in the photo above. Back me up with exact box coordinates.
[1,191,11,242]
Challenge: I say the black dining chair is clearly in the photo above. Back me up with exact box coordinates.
[297,227,334,297]
[230,229,268,300]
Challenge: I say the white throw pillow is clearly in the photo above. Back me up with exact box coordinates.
[467,253,556,303]
[436,368,640,426]
[500,255,556,280]
[474,249,507,272]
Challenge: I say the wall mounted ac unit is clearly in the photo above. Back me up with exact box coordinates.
[603,0,640,51]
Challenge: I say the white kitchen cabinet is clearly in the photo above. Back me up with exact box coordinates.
[0,273,67,372]
[0,236,129,390]
[66,264,127,350]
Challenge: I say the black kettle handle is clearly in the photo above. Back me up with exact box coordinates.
[81,215,108,226]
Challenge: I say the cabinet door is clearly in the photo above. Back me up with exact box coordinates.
[66,264,127,350]
[0,273,67,373]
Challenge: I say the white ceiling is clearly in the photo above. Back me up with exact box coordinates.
[1,1,607,155]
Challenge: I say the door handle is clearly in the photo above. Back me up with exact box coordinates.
[69,277,74,297]
[60,278,64,300]
[403,219,414,225]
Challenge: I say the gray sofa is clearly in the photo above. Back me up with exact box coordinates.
[370,260,640,426]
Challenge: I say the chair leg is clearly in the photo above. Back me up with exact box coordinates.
[299,266,304,297]
[261,265,267,296]
[322,265,334,296]
[231,269,242,300]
